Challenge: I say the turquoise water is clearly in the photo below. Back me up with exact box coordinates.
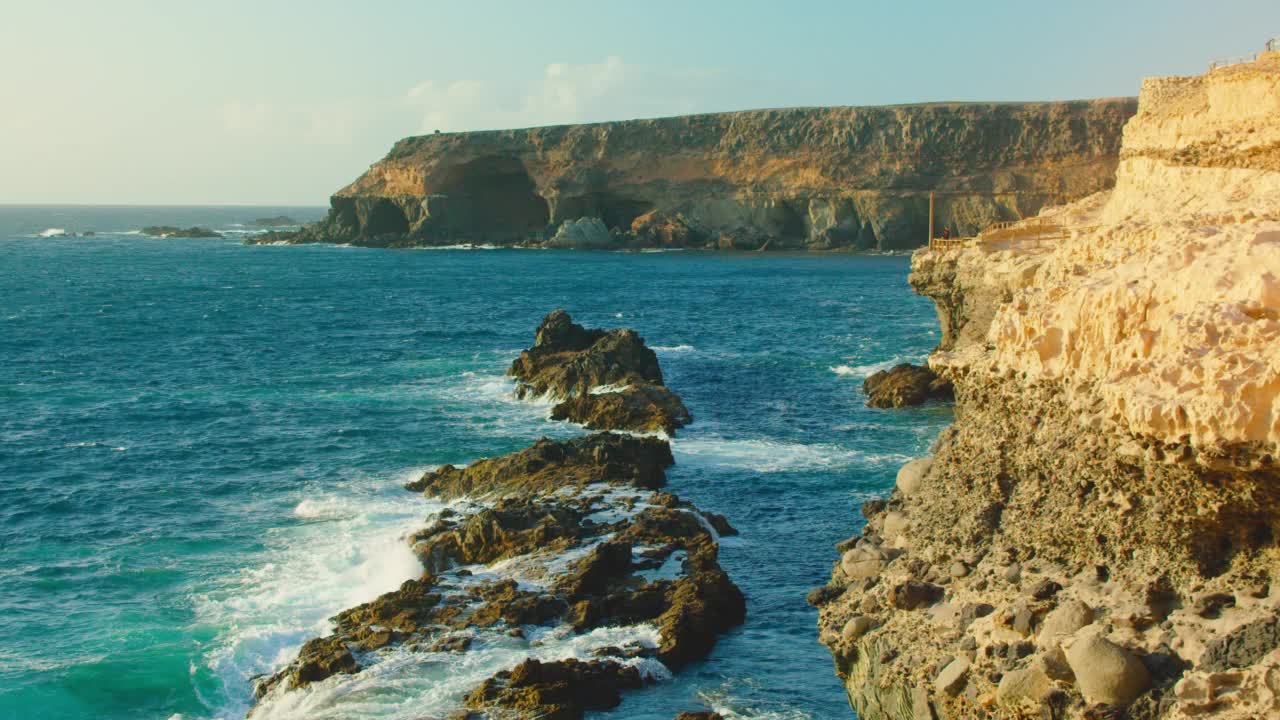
[0,207,950,720]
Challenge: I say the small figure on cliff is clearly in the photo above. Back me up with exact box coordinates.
[941,227,952,240]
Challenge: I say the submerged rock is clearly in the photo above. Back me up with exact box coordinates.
[546,217,616,249]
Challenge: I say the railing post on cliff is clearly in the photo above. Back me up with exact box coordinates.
[928,191,935,249]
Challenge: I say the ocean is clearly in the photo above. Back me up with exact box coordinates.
[0,206,950,720]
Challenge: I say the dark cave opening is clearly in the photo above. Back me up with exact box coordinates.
[364,198,410,236]
[556,192,654,231]
[436,156,550,235]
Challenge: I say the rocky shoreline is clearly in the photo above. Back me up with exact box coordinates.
[249,312,742,719]
[814,52,1280,719]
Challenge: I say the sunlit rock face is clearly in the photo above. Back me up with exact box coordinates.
[815,53,1280,720]
[259,100,1135,250]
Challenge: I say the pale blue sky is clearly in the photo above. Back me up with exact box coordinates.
[2,0,1277,204]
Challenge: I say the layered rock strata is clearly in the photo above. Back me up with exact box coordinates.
[816,53,1280,719]
[251,100,1136,251]
[250,316,742,719]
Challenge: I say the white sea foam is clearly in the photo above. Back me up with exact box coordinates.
[195,467,444,719]
[830,354,924,379]
[673,435,908,473]
[249,623,665,720]
[699,679,815,720]
[37,228,70,238]
[221,477,676,720]
[652,344,696,354]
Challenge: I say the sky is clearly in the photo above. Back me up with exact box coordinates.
[2,0,1278,205]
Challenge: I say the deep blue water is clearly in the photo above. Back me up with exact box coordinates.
[0,206,949,720]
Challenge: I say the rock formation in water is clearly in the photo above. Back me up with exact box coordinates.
[249,315,742,719]
[863,363,953,408]
[140,225,222,238]
[509,310,691,434]
[251,100,1136,251]
[815,50,1280,719]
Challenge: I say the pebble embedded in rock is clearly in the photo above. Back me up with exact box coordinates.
[882,511,909,539]
[934,656,970,696]
[841,546,887,579]
[895,457,932,496]
[949,561,969,578]
[1029,578,1062,600]
[1004,563,1022,584]
[1038,599,1094,648]
[996,663,1052,707]
[889,580,944,610]
[842,615,872,642]
[1064,632,1151,706]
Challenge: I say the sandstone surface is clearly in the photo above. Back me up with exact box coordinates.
[816,50,1280,720]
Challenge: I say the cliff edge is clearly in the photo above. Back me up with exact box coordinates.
[256,100,1135,251]
[816,51,1280,719]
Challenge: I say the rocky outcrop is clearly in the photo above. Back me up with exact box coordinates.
[863,363,953,408]
[250,315,743,719]
[509,310,691,434]
[140,225,222,238]
[817,51,1280,719]
[250,100,1136,251]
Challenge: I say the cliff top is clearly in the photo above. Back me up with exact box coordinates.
[390,97,1137,150]
[919,52,1280,458]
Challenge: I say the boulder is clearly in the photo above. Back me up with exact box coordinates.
[1038,599,1094,648]
[934,656,970,696]
[895,457,933,496]
[841,546,888,579]
[463,658,642,718]
[630,211,698,247]
[888,580,944,610]
[1063,632,1151,705]
[546,217,616,249]
[996,662,1054,707]
[863,363,953,408]
[253,635,358,698]
[882,511,910,539]
[842,615,873,642]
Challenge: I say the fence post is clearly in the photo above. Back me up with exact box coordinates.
[928,191,935,247]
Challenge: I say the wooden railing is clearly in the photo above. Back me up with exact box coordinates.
[1209,36,1280,70]
[928,236,972,251]
[928,217,1069,252]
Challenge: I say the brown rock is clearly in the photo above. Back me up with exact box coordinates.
[888,580,944,610]
[863,363,953,408]
[463,658,643,719]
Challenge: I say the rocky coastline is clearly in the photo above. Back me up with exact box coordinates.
[814,52,1280,719]
[249,311,741,719]
[249,100,1135,252]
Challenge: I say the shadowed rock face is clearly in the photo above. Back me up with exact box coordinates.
[252,100,1136,251]
[509,311,691,434]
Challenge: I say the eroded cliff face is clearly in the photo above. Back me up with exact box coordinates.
[816,53,1280,718]
[260,101,1135,251]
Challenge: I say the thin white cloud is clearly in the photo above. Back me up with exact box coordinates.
[404,56,724,133]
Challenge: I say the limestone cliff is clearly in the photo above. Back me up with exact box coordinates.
[815,51,1280,719]
[258,100,1135,251]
